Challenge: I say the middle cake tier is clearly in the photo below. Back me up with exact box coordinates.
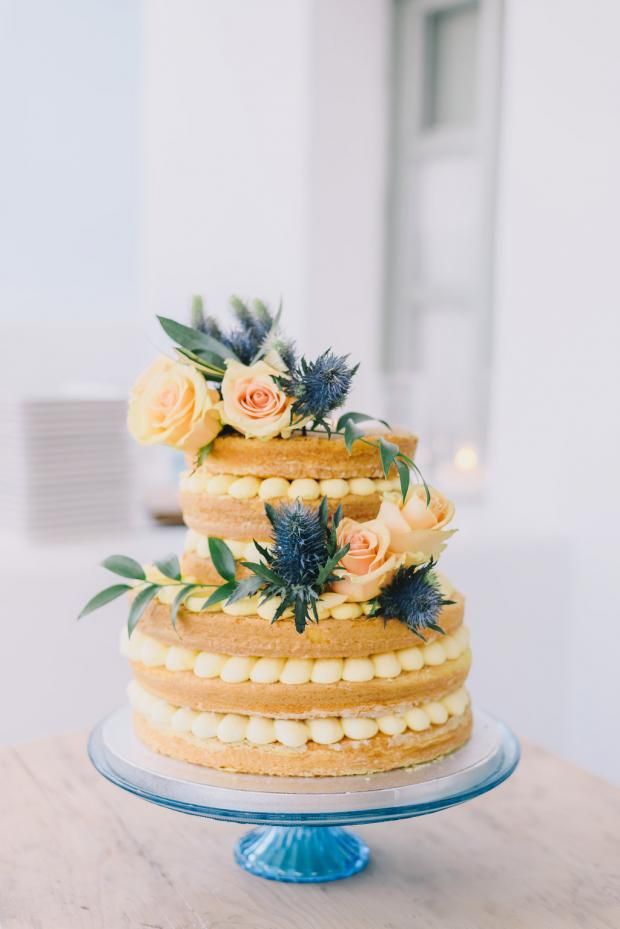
[123,593,469,719]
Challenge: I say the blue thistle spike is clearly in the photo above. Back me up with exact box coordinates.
[283,350,359,427]
[194,296,295,367]
[241,498,348,633]
[266,499,329,587]
[372,561,452,638]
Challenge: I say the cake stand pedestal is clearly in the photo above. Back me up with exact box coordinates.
[88,706,519,884]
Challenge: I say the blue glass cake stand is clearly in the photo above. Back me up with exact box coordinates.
[88,706,519,883]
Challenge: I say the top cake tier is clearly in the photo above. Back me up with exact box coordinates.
[181,432,418,540]
[186,432,418,480]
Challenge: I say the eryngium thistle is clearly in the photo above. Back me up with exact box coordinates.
[372,561,451,638]
[242,498,348,633]
[266,499,329,588]
[283,351,359,427]
[198,297,296,368]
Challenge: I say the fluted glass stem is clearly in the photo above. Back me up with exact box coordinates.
[234,825,369,883]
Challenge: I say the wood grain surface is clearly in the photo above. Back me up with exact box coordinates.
[1,733,619,928]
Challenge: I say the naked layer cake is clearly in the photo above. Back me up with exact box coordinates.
[82,297,471,776]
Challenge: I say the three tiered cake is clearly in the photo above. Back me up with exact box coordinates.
[82,297,471,776]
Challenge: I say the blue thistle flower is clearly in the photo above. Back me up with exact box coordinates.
[241,498,349,633]
[372,561,452,638]
[198,296,296,368]
[283,351,359,428]
[266,499,329,587]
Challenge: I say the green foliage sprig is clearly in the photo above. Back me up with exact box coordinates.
[324,411,429,504]
[77,499,349,637]
[158,295,294,380]
[78,553,217,637]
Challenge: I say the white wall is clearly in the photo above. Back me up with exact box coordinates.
[142,0,311,345]
[305,0,391,415]
[0,0,143,392]
[489,0,620,779]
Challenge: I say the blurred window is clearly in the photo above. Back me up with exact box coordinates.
[384,0,502,489]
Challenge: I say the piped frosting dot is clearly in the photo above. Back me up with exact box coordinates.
[217,714,248,743]
[378,715,407,736]
[342,657,374,683]
[194,652,227,679]
[307,718,344,745]
[341,717,379,740]
[245,716,277,744]
[228,476,261,500]
[371,652,401,679]
[191,711,222,738]
[165,646,197,672]
[279,658,313,684]
[288,478,321,500]
[219,656,256,683]
[258,477,291,499]
[274,719,310,748]
[404,708,431,731]
[425,702,449,725]
[250,657,286,684]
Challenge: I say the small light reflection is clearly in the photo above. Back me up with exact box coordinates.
[453,444,479,472]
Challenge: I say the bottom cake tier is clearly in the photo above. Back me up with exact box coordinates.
[128,680,472,776]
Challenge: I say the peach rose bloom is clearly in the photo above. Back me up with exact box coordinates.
[220,359,293,439]
[331,517,399,602]
[127,357,222,452]
[378,485,455,562]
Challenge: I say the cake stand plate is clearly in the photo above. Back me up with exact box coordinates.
[88,706,519,883]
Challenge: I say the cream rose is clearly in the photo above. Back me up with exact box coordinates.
[127,357,222,452]
[330,517,399,602]
[378,485,456,563]
[220,359,293,439]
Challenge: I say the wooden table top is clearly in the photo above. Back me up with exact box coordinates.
[2,733,619,928]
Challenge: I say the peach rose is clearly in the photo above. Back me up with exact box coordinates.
[378,484,456,563]
[331,517,399,601]
[127,357,222,452]
[220,359,293,439]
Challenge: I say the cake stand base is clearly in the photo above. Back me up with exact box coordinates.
[234,825,369,882]
[89,706,519,884]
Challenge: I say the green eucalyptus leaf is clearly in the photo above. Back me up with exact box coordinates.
[225,575,264,604]
[127,584,159,638]
[197,442,213,467]
[316,543,350,587]
[395,458,411,501]
[78,583,132,619]
[252,540,273,562]
[271,597,292,624]
[157,315,239,363]
[202,582,237,610]
[208,537,237,582]
[174,346,225,379]
[336,411,391,433]
[241,561,284,586]
[101,555,145,580]
[170,584,196,629]
[343,419,367,453]
[317,496,329,528]
[293,599,308,634]
[394,451,430,504]
[378,437,399,477]
[264,502,278,528]
[154,553,181,581]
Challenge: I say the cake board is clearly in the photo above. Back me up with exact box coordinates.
[88,706,519,883]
